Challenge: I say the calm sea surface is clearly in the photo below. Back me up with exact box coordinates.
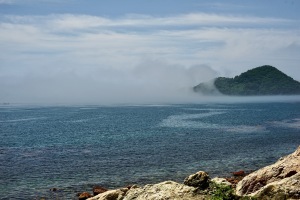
[0,102,300,199]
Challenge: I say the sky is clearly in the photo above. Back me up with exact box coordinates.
[0,0,300,104]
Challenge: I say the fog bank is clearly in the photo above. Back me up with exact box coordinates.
[0,60,220,104]
[1,57,300,105]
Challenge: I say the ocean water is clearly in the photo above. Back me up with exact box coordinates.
[0,102,300,199]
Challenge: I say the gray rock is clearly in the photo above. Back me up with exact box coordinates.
[250,172,300,199]
[211,177,232,187]
[124,181,206,200]
[88,181,208,200]
[184,171,210,189]
[236,146,300,197]
[87,188,128,200]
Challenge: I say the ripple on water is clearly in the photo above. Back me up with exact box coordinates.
[159,111,225,129]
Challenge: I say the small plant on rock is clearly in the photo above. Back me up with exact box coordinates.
[209,182,237,200]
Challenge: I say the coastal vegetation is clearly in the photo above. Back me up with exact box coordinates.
[193,65,300,95]
[209,182,236,200]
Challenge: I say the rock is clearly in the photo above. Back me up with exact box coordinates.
[88,181,208,200]
[225,177,242,186]
[88,188,128,200]
[123,181,206,200]
[50,188,58,192]
[79,192,93,200]
[125,185,137,190]
[232,170,245,177]
[236,146,300,196]
[250,172,300,199]
[184,171,210,189]
[211,177,232,186]
[93,186,108,196]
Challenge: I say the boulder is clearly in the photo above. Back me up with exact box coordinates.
[50,188,58,192]
[236,146,300,196]
[93,186,108,196]
[232,170,245,177]
[184,171,210,189]
[250,172,300,199]
[211,177,232,187]
[79,192,93,200]
[87,188,128,200]
[123,181,206,200]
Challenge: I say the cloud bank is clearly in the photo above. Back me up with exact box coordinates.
[0,13,300,104]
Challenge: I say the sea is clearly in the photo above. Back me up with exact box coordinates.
[0,102,300,199]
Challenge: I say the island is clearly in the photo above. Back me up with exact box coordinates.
[193,65,300,95]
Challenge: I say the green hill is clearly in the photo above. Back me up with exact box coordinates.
[193,65,300,95]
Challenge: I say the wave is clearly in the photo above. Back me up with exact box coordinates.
[64,116,105,123]
[0,117,47,123]
[226,125,267,133]
[160,111,268,133]
[269,118,300,129]
[160,112,225,129]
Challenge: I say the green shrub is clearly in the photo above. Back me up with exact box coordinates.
[209,183,236,200]
[209,183,257,200]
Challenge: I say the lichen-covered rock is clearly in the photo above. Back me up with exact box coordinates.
[123,181,206,200]
[211,177,232,187]
[250,172,300,199]
[236,146,300,196]
[87,188,128,200]
[184,171,210,189]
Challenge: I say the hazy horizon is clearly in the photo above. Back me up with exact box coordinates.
[3,95,300,106]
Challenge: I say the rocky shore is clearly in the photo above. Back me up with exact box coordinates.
[76,146,300,200]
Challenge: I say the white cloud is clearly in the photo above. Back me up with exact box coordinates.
[196,2,250,9]
[0,13,299,104]
[0,0,69,4]
[0,0,14,4]
[3,13,294,31]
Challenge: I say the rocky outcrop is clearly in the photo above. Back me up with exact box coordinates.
[124,181,206,200]
[93,186,108,196]
[236,146,300,197]
[79,192,93,200]
[85,147,300,200]
[251,172,300,199]
[211,177,232,187]
[87,181,206,200]
[124,181,204,200]
[183,171,210,189]
[87,188,128,200]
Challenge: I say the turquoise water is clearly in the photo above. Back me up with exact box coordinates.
[0,102,300,199]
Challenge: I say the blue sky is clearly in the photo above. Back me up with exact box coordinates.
[0,0,300,104]
[1,0,299,19]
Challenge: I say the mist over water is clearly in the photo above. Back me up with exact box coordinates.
[1,58,299,105]
[1,59,220,104]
